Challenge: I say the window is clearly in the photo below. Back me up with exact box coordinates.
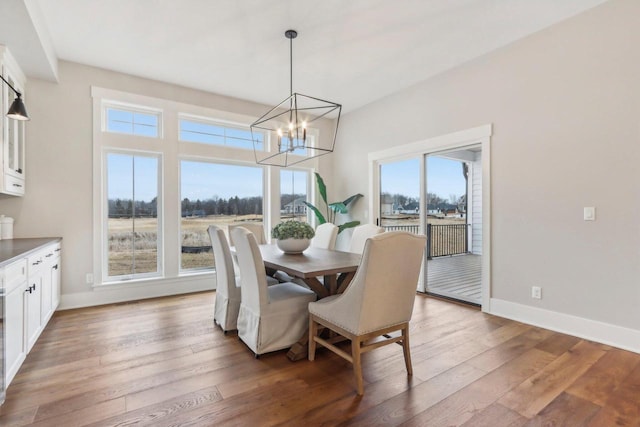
[106,106,160,137]
[93,87,320,289]
[179,116,263,150]
[180,160,264,271]
[106,152,161,280]
[280,169,309,222]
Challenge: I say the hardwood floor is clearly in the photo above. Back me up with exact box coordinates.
[1,292,638,426]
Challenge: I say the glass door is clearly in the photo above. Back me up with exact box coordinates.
[425,148,481,305]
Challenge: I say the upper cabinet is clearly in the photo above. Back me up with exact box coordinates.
[0,46,26,196]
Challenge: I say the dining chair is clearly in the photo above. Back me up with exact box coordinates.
[231,226,317,356]
[308,231,427,395]
[311,223,339,250]
[228,222,267,246]
[273,222,340,285]
[208,225,242,333]
[348,223,384,254]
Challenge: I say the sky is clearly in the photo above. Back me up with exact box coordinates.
[380,156,467,199]
[108,154,466,203]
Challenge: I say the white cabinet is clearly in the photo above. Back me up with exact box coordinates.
[3,259,27,386]
[3,241,61,388]
[0,46,26,196]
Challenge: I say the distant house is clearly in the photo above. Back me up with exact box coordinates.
[399,202,419,215]
[182,209,205,218]
[381,195,395,215]
[282,197,307,215]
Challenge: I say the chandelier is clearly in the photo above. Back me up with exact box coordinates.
[251,30,341,167]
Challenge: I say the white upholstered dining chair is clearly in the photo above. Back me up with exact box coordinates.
[311,223,339,250]
[308,231,427,395]
[348,223,384,254]
[228,222,267,246]
[231,227,317,356]
[208,225,241,333]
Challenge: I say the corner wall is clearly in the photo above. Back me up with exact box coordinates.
[333,0,640,350]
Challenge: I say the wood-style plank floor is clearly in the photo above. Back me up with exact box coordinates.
[1,292,639,426]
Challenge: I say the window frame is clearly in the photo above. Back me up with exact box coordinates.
[178,113,265,151]
[102,148,164,283]
[102,101,163,139]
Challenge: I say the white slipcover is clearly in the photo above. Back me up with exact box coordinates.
[231,227,317,355]
[311,223,338,250]
[209,225,241,332]
[348,224,384,254]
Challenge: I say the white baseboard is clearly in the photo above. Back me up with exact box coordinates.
[489,298,640,354]
[59,275,215,310]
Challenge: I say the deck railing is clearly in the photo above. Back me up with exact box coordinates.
[382,223,469,258]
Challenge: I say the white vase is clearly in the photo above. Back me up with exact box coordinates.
[276,238,310,254]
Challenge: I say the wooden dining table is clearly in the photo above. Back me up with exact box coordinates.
[257,244,362,360]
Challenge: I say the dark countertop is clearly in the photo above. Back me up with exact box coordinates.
[0,238,62,269]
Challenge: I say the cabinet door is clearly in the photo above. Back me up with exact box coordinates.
[51,258,61,309]
[26,274,42,352]
[5,282,26,386]
[41,263,52,323]
[2,70,25,179]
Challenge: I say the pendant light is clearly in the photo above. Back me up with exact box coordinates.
[251,30,341,167]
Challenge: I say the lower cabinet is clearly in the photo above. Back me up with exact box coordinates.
[3,241,61,387]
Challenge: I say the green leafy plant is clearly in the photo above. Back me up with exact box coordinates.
[271,220,315,240]
[303,172,363,233]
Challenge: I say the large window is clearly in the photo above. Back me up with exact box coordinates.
[106,152,161,280]
[93,87,319,289]
[180,160,264,271]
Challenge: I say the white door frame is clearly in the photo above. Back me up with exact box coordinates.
[368,124,492,311]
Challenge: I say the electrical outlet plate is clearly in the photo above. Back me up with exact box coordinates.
[531,286,542,299]
[86,273,94,284]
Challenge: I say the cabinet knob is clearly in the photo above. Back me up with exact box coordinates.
[17,168,23,174]
[53,264,59,270]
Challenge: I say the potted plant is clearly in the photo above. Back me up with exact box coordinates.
[303,173,363,233]
[271,220,315,254]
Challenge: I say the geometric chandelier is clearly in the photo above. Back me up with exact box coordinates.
[251,30,341,167]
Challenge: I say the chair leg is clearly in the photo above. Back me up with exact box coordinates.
[351,337,364,395]
[308,315,317,361]
[402,325,413,376]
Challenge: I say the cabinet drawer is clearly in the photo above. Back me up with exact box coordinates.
[4,258,27,293]
[28,251,46,273]
[3,174,25,196]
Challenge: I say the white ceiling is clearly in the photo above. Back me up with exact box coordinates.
[1,0,608,113]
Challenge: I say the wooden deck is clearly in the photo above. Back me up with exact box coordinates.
[427,253,482,305]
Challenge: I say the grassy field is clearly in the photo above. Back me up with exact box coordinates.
[108,214,266,275]
[108,213,464,276]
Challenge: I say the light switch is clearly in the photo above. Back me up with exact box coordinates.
[584,207,596,221]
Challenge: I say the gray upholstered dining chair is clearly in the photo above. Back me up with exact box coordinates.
[348,223,384,254]
[308,231,426,395]
[231,226,317,356]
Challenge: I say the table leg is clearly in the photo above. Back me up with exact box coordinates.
[287,330,310,361]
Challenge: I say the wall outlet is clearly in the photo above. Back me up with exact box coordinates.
[531,286,542,299]
[86,273,94,284]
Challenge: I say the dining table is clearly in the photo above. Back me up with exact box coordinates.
[257,244,362,360]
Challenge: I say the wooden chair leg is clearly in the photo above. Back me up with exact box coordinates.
[351,337,364,395]
[402,325,413,376]
[308,315,317,361]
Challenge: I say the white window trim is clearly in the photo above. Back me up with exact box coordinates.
[102,100,164,138]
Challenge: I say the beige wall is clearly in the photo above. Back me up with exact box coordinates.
[334,0,639,332]
[0,60,333,303]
